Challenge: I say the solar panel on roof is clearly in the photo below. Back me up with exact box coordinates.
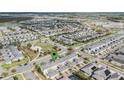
[119,77,124,80]
[91,66,97,71]
[104,70,111,76]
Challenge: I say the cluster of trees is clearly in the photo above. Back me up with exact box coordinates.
[27,43,32,48]
[34,64,46,78]
[0,43,3,49]
[1,72,8,77]
[0,16,33,23]
[35,64,41,73]
[13,76,18,80]
[67,47,74,55]
[11,69,16,73]
[73,71,92,80]
[106,16,123,22]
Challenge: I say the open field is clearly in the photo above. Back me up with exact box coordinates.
[21,46,38,61]
[32,65,47,80]
[13,74,24,80]
[73,71,93,80]
[1,58,28,69]
[35,42,54,52]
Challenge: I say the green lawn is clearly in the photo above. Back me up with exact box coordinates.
[0,32,2,37]
[34,71,46,80]
[22,46,38,61]
[32,64,47,80]
[35,42,54,52]
[73,71,93,80]
[13,74,24,80]
[1,58,28,69]
[71,42,84,48]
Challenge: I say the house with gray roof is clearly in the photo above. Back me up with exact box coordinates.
[85,31,124,55]
[108,73,121,80]
[40,53,82,79]
[1,46,24,64]
[80,62,97,76]
[92,67,111,80]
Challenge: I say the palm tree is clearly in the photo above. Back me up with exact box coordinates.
[0,43,3,49]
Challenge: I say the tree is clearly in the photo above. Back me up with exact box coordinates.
[16,41,21,47]
[108,59,112,62]
[83,57,89,61]
[58,48,61,51]
[11,69,16,73]
[13,76,18,80]
[78,54,81,57]
[53,46,58,50]
[18,59,20,62]
[34,50,37,53]
[67,47,74,54]
[35,64,46,78]
[27,43,32,48]
[1,72,8,77]
[81,48,84,51]
[96,29,102,32]
[67,47,73,51]
[35,65,42,73]
[44,52,47,55]
[0,43,3,49]
[0,52,2,55]
[12,41,17,46]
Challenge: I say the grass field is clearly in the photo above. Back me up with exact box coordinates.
[1,58,28,69]
[34,71,46,80]
[35,42,54,52]
[13,74,24,80]
[73,71,93,80]
[0,32,2,37]
[32,64,47,80]
[22,46,38,61]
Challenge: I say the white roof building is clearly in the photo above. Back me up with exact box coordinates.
[92,67,111,80]
[1,46,24,64]
[80,62,97,76]
[40,53,82,79]
[95,21,124,28]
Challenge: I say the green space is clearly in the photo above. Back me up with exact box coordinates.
[33,64,46,80]
[0,32,2,37]
[35,42,54,52]
[73,71,93,80]
[106,16,124,22]
[1,58,28,69]
[80,52,94,60]
[71,42,84,48]
[22,46,38,61]
[83,60,89,64]
[13,74,24,80]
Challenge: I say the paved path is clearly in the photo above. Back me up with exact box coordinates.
[1,44,67,79]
